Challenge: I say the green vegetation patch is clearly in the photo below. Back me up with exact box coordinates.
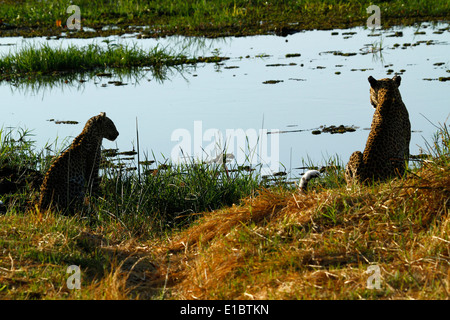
[0,0,449,38]
[0,42,229,83]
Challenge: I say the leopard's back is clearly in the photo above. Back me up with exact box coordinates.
[345,76,411,185]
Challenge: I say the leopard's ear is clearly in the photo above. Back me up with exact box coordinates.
[393,75,401,87]
[99,112,106,118]
[368,76,378,88]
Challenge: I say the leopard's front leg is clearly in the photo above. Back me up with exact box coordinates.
[345,151,365,186]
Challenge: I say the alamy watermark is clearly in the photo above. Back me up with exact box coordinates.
[366,5,381,29]
[366,265,381,289]
[66,265,81,290]
[66,5,81,30]
[171,121,280,174]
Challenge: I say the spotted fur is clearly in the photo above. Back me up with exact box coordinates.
[345,76,411,185]
[38,112,119,213]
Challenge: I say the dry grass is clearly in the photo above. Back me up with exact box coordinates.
[144,158,449,299]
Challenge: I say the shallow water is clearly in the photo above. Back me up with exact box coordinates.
[1,22,449,177]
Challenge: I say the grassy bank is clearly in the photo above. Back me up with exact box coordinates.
[0,123,448,299]
[0,0,449,38]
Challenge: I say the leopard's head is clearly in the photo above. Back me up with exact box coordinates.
[368,75,401,109]
[97,112,119,141]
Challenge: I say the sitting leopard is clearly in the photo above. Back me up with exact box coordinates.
[345,75,411,185]
[39,112,119,213]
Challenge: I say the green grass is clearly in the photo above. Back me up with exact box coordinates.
[0,41,228,85]
[1,0,449,38]
[96,154,262,237]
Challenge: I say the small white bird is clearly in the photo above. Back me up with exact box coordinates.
[299,170,321,192]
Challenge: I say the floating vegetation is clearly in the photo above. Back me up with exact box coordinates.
[118,150,138,156]
[265,63,296,67]
[422,77,450,82]
[269,125,358,135]
[386,31,404,37]
[102,148,138,160]
[139,160,156,166]
[255,54,271,58]
[268,128,307,134]
[285,53,301,58]
[350,68,374,72]
[262,80,283,84]
[0,42,230,89]
[96,72,113,77]
[47,119,79,125]
[107,80,128,86]
[333,51,357,57]
[102,148,119,157]
[313,125,358,135]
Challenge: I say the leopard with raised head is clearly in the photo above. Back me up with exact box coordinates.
[38,112,119,213]
[345,76,411,186]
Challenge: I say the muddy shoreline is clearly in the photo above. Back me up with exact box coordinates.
[1,16,449,39]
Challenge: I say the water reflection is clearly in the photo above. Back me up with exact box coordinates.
[5,65,190,96]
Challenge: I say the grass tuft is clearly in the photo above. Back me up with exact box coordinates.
[0,41,229,86]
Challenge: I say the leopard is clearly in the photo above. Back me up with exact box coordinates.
[38,112,119,213]
[345,75,411,186]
